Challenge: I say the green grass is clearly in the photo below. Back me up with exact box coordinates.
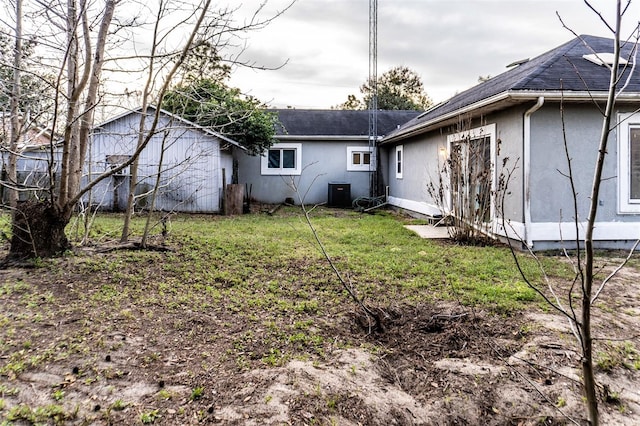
[74,209,562,314]
[0,208,581,386]
[596,341,640,372]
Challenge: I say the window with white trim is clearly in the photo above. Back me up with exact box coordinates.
[347,147,375,171]
[261,143,302,175]
[395,145,403,179]
[618,113,640,213]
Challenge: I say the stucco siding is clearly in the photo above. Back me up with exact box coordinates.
[492,107,525,223]
[237,140,372,205]
[528,103,629,223]
[384,108,526,224]
[385,133,442,216]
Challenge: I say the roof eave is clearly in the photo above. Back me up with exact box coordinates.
[381,90,640,144]
[276,135,372,141]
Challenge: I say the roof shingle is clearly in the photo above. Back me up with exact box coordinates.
[272,109,421,137]
[386,35,639,140]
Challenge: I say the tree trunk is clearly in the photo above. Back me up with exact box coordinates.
[8,0,23,210]
[9,201,70,259]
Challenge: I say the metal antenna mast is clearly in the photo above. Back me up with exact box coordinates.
[368,0,378,197]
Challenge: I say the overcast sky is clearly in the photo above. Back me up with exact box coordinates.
[226,0,640,109]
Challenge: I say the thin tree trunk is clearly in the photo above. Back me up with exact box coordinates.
[141,130,169,247]
[121,0,212,242]
[120,0,162,242]
[8,0,23,210]
[581,3,623,425]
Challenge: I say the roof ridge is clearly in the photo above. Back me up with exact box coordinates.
[511,36,584,89]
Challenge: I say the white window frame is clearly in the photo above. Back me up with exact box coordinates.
[395,145,403,179]
[618,112,640,213]
[347,146,375,171]
[261,143,302,176]
[446,123,496,222]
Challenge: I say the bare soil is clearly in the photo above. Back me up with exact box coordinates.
[1,244,640,425]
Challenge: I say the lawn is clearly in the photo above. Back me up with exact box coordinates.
[1,207,637,425]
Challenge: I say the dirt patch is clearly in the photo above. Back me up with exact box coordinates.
[1,247,640,425]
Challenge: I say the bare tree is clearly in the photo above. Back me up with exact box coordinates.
[2,0,293,257]
[117,2,290,242]
[426,117,498,245]
[7,0,22,210]
[119,0,208,243]
[496,3,639,424]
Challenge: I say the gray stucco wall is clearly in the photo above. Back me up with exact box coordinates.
[382,100,640,249]
[528,103,637,224]
[493,107,526,222]
[237,139,373,205]
[383,107,526,222]
[385,132,441,205]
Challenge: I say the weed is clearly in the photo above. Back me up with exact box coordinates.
[111,399,127,411]
[52,389,65,401]
[190,386,204,401]
[294,319,314,330]
[596,341,640,373]
[262,348,286,367]
[6,403,70,423]
[326,395,339,411]
[157,389,172,400]
[0,384,19,397]
[140,409,160,424]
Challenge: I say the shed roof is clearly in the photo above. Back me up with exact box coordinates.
[94,106,243,149]
[272,109,421,138]
[384,35,640,143]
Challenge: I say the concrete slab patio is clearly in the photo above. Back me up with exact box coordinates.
[404,225,451,239]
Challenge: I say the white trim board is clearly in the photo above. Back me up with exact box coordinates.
[390,195,640,246]
[497,220,640,245]
[529,221,640,242]
[388,196,442,217]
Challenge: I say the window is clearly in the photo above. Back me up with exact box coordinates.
[347,147,375,171]
[261,143,302,175]
[618,113,640,213]
[395,145,403,179]
[106,155,132,176]
[446,124,496,222]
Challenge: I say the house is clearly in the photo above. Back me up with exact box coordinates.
[0,124,62,202]
[86,107,241,213]
[380,35,640,250]
[236,109,420,206]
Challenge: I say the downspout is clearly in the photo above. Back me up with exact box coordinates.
[523,97,545,249]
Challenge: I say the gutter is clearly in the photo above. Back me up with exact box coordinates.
[383,92,512,143]
[523,97,545,249]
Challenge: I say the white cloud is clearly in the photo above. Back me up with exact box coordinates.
[228,0,640,108]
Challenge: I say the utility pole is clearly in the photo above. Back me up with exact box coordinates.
[368,0,378,197]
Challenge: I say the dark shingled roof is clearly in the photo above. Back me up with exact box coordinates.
[385,35,640,141]
[272,109,421,137]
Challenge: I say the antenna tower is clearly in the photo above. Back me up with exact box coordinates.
[368,0,378,197]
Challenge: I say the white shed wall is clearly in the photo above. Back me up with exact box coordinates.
[87,111,225,213]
